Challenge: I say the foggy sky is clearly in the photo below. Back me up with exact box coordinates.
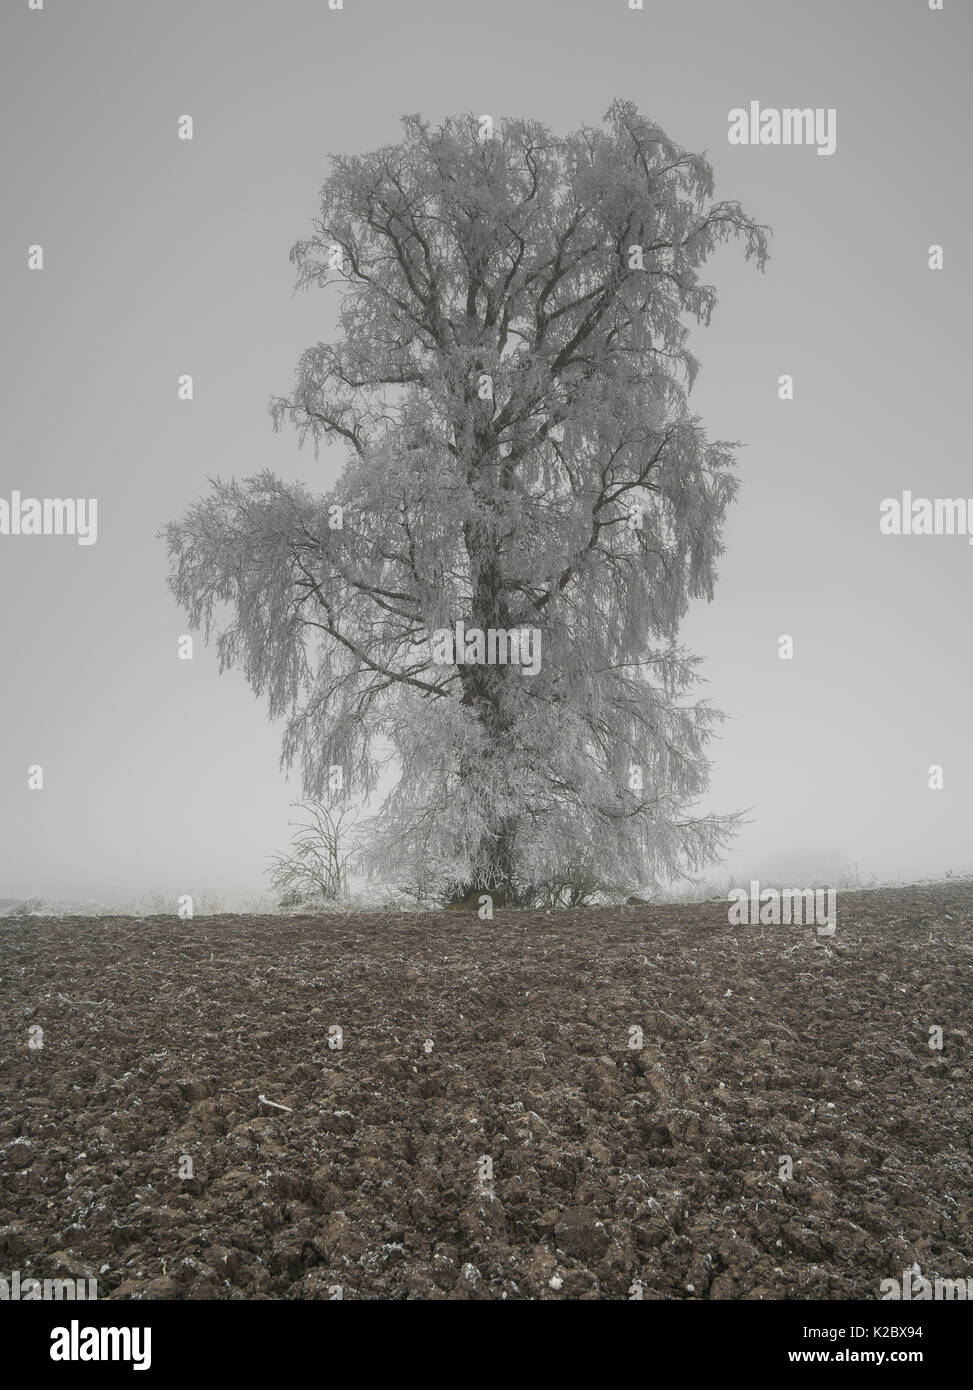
[1,0,969,904]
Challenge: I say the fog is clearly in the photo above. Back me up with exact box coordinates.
[1,0,968,905]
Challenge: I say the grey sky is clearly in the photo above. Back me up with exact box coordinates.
[1,0,969,902]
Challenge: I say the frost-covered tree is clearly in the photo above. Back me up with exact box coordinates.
[165,101,769,903]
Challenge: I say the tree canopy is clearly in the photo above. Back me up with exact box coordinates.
[165,100,769,903]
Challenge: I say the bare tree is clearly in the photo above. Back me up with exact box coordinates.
[267,801,352,909]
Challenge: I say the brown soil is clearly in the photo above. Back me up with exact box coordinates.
[1,883,971,1300]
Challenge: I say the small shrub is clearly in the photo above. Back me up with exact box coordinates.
[267,801,352,910]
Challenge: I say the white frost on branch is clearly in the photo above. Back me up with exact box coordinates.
[165,102,769,902]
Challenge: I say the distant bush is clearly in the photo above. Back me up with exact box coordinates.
[530,861,606,909]
[267,802,352,910]
[439,858,638,910]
